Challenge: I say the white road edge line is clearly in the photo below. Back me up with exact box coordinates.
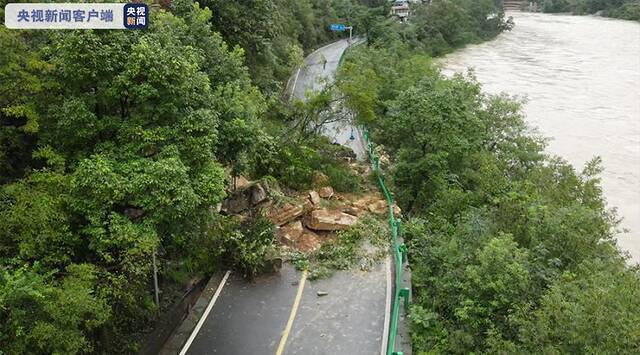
[381,255,392,355]
[179,270,232,355]
[308,39,345,58]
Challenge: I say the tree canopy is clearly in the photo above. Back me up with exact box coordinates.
[0,4,270,352]
[336,6,640,352]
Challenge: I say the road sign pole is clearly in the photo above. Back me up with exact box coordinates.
[330,24,353,42]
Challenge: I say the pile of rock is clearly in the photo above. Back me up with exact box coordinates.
[218,175,402,253]
[268,186,401,252]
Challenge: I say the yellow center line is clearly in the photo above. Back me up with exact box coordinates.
[275,269,308,355]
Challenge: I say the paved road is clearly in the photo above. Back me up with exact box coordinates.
[182,41,390,355]
[291,39,367,160]
[185,263,388,355]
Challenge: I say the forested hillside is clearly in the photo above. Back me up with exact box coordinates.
[538,0,640,21]
[0,0,384,352]
[2,0,638,353]
[337,1,640,353]
[194,0,385,91]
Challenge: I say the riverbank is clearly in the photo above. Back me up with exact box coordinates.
[336,9,640,354]
[441,11,640,263]
[530,0,640,22]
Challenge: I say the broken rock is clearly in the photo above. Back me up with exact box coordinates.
[222,182,269,214]
[393,204,402,217]
[352,195,375,210]
[342,206,364,217]
[278,221,304,245]
[307,209,358,231]
[270,203,304,226]
[308,190,321,205]
[297,229,322,252]
[318,186,334,199]
[367,200,388,215]
[250,183,268,205]
[234,175,250,189]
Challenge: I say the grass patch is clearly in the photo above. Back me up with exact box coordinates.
[325,162,365,193]
[289,215,390,280]
[251,132,365,193]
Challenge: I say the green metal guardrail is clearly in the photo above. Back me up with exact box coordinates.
[334,39,409,355]
[362,130,410,355]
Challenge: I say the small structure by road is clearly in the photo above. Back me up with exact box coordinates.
[390,0,411,22]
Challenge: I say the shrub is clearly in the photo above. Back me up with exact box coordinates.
[324,163,364,193]
[222,216,277,279]
[294,216,389,280]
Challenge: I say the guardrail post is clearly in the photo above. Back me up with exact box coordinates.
[399,288,410,312]
[399,244,408,264]
[363,127,409,355]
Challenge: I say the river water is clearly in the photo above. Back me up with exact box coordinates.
[442,12,640,263]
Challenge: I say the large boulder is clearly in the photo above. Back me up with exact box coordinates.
[222,182,269,214]
[308,190,321,205]
[318,186,334,199]
[297,229,322,252]
[222,192,250,214]
[278,221,304,245]
[307,209,358,231]
[367,200,388,215]
[269,203,304,226]
[250,183,267,205]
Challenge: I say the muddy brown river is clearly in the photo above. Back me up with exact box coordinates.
[442,12,640,262]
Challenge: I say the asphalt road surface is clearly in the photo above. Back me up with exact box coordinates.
[183,40,389,355]
[291,39,367,160]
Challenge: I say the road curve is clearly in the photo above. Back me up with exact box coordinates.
[178,40,390,355]
[291,39,367,160]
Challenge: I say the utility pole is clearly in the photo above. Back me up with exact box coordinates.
[152,249,160,307]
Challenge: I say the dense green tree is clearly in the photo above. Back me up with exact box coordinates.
[0,264,110,354]
[490,259,640,354]
[540,0,640,21]
[337,26,637,353]
[0,4,276,351]
[0,169,75,270]
[195,0,378,91]
[0,27,51,183]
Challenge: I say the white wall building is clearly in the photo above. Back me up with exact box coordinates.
[390,0,427,22]
[390,0,410,21]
